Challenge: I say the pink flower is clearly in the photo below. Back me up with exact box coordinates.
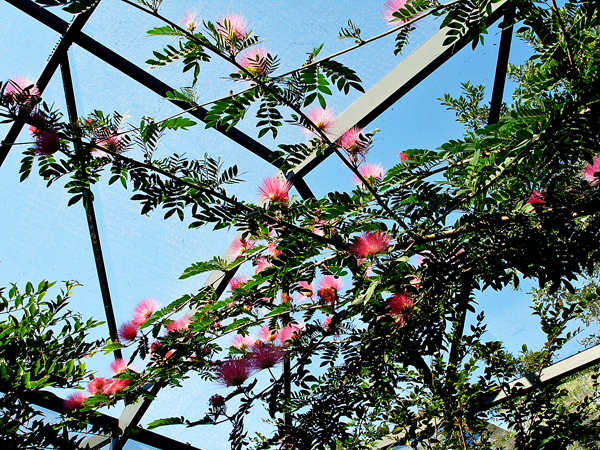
[109,358,130,375]
[180,9,199,31]
[230,238,255,257]
[258,324,278,342]
[353,163,386,186]
[215,358,255,387]
[259,176,292,203]
[297,281,314,301]
[317,276,344,308]
[527,190,547,205]
[254,255,273,273]
[165,315,191,333]
[336,127,367,162]
[87,377,107,395]
[250,344,286,370]
[583,156,600,184]
[232,334,255,351]
[387,292,413,326]
[237,47,270,75]
[132,298,161,327]
[350,232,392,258]
[229,275,248,290]
[102,378,131,395]
[267,242,283,258]
[209,393,226,407]
[33,130,60,156]
[278,324,303,344]
[323,317,332,330]
[63,392,88,410]
[303,107,336,137]
[118,321,139,343]
[3,77,39,104]
[97,129,127,154]
[400,151,411,161]
[217,14,248,42]
[314,219,336,236]
[383,0,413,24]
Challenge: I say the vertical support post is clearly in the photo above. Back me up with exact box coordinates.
[60,55,122,360]
[488,9,515,125]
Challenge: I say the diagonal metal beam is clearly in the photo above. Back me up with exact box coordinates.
[60,54,123,359]
[0,0,98,167]
[288,1,509,182]
[4,0,282,169]
[488,8,514,125]
[0,386,203,450]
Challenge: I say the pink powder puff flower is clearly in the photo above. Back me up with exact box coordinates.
[254,255,273,274]
[250,344,286,370]
[318,276,344,293]
[350,232,393,258]
[297,281,314,301]
[258,324,278,342]
[28,125,41,137]
[278,323,304,345]
[314,219,336,236]
[323,317,332,331]
[383,0,414,24]
[102,378,131,395]
[267,242,283,258]
[229,275,248,290]
[3,77,40,104]
[217,13,248,42]
[165,315,191,333]
[63,392,88,410]
[232,334,255,351]
[302,107,336,137]
[209,393,226,407]
[132,298,161,327]
[583,156,600,185]
[387,292,414,326]
[317,276,344,308]
[118,321,139,343]
[527,190,547,205]
[353,163,386,186]
[180,9,199,32]
[230,238,255,257]
[237,47,270,76]
[33,129,60,156]
[336,127,368,162]
[409,275,422,288]
[109,358,130,375]
[215,358,255,387]
[259,176,292,203]
[87,377,107,395]
[400,151,411,162]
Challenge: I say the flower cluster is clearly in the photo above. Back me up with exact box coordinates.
[259,176,292,203]
[349,232,393,258]
[303,107,336,138]
[387,292,414,326]
[118,298,161,343]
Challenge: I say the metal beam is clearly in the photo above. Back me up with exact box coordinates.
[288,1,509,182]
[0,0,98,167]
[0,387,203,450]
[4,0,281,169]
[488,8,514,125]
[482,344,600,409]
[60,54,123,359]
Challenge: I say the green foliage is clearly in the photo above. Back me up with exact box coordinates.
[0,281,105,449]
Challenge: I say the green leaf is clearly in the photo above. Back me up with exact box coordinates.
[147,417,185,429]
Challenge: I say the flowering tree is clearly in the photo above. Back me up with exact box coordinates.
[2,0,600,449]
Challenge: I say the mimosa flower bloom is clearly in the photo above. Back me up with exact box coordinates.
[349,232,393,258]
[259,176,292,203]
[132,298,160,326]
